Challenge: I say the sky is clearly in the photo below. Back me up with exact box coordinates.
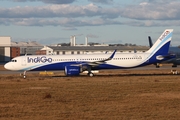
[0,0,180,46]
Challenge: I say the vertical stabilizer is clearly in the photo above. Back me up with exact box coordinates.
[146,29,173,55]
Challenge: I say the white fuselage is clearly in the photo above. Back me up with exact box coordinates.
[4,53,151,71]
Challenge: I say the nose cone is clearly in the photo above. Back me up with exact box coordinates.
[4,63,12,70]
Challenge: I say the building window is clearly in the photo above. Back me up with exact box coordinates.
[77,51,80,54]
[71,51,74,54]
[57,51,59,55]
[62,51,65,55]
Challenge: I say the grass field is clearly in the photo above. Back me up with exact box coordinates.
[0,67,180,120]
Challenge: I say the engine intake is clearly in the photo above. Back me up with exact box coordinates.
[64,66,81,76]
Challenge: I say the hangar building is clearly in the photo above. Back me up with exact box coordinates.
[0,37,43,62]
[11,41,43,55]
[0,37,11,62]
[37,45,149,55]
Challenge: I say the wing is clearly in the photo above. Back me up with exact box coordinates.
[80,50,116,67]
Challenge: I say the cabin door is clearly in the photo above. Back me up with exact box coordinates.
[22,56,27,66]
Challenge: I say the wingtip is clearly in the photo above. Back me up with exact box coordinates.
[109,49,116,59]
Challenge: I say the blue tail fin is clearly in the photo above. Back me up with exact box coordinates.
[146,29,173,55]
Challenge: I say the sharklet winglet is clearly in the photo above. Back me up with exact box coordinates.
[109,49,116,60]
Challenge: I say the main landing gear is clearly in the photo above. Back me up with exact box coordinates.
[156,63,160,68]
[172,64,177,67]
[88,72,94,77]
[86,66,94,77]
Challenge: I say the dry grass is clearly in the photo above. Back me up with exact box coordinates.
[0,67,180,120]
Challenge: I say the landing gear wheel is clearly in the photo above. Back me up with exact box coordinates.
[23,71,27,79]
[23,75,26,79]
[88,72,94,77]
[156,63,160,68]
[172,64,177,67]
[156,65,160,68]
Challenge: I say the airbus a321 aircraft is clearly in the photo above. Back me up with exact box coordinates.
[4,29,174,78]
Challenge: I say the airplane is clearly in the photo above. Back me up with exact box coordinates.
[148,36,180,67]
[4,29,175,78]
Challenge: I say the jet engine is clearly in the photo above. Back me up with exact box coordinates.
[64,66,81,76]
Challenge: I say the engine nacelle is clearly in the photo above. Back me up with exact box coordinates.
[64,66,81,76]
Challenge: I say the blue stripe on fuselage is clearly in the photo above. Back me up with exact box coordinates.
[31,61,77,71]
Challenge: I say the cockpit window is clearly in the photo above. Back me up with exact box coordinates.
[11,60,17,62]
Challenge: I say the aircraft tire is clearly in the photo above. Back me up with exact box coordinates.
[172,64,177,67]
[156,65,160,68]
[88,72,94,77]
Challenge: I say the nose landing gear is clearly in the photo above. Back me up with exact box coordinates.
[20,71,27,79]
